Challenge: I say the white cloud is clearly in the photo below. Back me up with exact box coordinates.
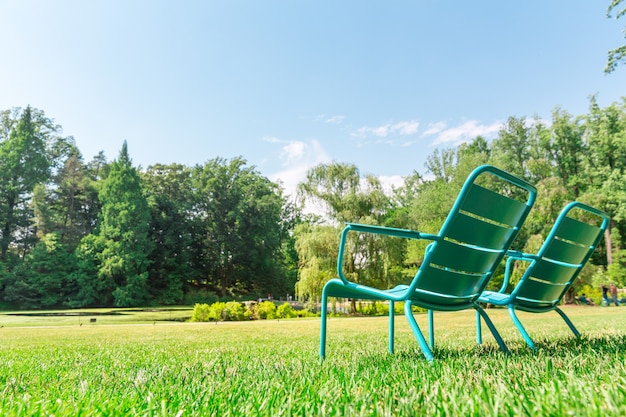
[315,114,346,124]
[280,141,306,165]
[422,122,446,136]
[262,136,281,143]
[372,124,391,137]
[393,120,419,135]
[267,138,332,198]
[352,119,420,140]
[324,115,345,124]
[430,120,502,146]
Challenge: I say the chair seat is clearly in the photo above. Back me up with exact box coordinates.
[478,290,511,305]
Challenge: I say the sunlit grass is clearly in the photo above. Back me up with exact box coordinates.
[0,306,625,416]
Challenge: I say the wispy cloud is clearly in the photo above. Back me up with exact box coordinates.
[316,114,346,124]
[280,141,306,166]
[262,136,281,143]
[266,138,332,198]
[325,115,345,124]
[352,119,420,139]
[421,122,446,136]
[393,120,420,135]
[427,120,502,146]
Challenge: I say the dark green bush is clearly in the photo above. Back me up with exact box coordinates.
[184,289,219,306]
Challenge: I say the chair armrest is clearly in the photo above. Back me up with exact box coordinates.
[498,250,538,293]
[345,223,441,241]
[345,223,425,239]
[336,223,438,284]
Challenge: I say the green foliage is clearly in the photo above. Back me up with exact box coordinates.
[193,157,289,298]
[5,96,626,310]
[224,301,248,321]
[0,106,60,260]
[276,302,296,319]
[79,142,153,307]
[191,301,302,322]
[190,302,250,322]
[607,0,626,73]
[577,284,603,306]
[183,289,219,306]
[190,303,211,322]
[356,301,389,316]
[256,301,277,319]
[295,162,402,309]
[2,233,78,309]
[351,301,422,316]
[142,164,195,305]
[606,249,626,287]
[294,223,339,301]
[204,301,225,321]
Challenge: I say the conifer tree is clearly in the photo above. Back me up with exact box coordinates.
[78,141,153,307]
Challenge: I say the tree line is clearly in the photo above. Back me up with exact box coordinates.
[294,98,626,306]
[0,106,294,308]
[1,98,626,309]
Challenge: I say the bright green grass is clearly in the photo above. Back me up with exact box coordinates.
[1,306,625,416]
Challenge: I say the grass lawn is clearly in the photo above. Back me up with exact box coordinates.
[0,306,625,416]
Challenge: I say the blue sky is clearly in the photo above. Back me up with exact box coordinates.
[1,0,625,196]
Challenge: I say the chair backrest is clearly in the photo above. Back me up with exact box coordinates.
[512,201,609,309]
[408,165,537,307]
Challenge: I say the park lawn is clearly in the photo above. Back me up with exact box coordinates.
[0,307,194,327]
[0,306,625,416]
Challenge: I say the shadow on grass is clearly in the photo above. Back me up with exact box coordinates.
[343,333,626,363]
[522,333,626,355]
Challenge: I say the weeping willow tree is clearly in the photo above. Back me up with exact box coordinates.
[294,162,405,312]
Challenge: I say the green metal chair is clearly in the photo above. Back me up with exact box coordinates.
[319,165,537,361]
[477,201,609,350]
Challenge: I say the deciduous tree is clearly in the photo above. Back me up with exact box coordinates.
[0,106,60,260]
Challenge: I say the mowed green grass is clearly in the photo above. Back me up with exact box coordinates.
[0,306,625,416]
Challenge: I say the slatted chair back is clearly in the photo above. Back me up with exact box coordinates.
[513,202,609,310]
[407,167,536,308]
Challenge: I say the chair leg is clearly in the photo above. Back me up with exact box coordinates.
[476,310,482,345]
[404,301,434,361]
[475,304,510,354]
[555,306,581,338]
[320,293,329,359]
[389,301,395,354]
[428,310,434,348]
[508,305,536,350]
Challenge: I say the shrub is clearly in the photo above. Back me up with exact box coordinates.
[374,301,389,316]
[356,301,390,316]
[184,289,219,306]
[257,301,276,319]
[190,303,211,322]
[297,309,317,318]
[276,302,296,319]
[578,284,602,306]
[208,302,227,321]
[224,301,247,321]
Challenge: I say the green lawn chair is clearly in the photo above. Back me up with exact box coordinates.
[477,201,609,350]
[320,165,537,361]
